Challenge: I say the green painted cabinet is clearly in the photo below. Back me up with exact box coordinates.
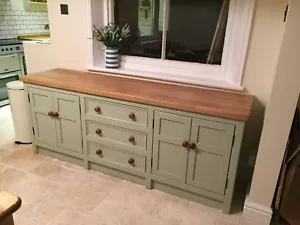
[25,84,247,214]
[29,88,57,146]
[29,88,82,153]
[187,119,235,195]
[153,112,235,195]
[152,111,191,182]
[53,93,82,153]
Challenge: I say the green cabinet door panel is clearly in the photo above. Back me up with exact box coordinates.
[186,118,235,195]
[29,88,57,146]
[152,111,191,182]
[53,92,83,153]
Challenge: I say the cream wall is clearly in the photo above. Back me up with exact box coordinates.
[241,0,287,161]
[47,0,89,71]
[248,0,300,208]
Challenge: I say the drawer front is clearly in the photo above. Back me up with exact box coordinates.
[87,141,146,172]
[84,97,148,126]
[85,120,147,150]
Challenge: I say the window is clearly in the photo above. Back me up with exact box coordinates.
[115,0,228,65]
[88,0,255,90]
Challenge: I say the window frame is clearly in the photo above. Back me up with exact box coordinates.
[87,0,256,90]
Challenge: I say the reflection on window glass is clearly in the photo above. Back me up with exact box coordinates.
[114,0,164,59]
[114,0,229,65]
[166,0,228,65]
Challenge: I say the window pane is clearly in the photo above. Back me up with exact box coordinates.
[165,0,229,65]
[114,0,164,59]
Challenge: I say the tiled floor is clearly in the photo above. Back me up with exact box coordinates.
[0,105,258,225]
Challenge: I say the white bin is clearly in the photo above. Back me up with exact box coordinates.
[7,81,32,144]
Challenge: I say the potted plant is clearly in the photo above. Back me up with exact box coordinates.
[93,23,131,69]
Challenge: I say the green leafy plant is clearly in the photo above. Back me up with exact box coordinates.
[93,23,131,48]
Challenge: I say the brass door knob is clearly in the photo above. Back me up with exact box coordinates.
[128,158,135,165]
[182,141,189,148]
[129,113,135,119]
[189,143,197,149]
[95,129,102,135]
[94,107,101,113]
[129,136,135,143]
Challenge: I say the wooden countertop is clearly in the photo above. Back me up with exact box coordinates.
[0,190,21,219]
[20,69,253,121]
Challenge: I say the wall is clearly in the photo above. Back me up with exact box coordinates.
[0,0,49,39]
[241,0,287,166]
[247,0,300,210]
[47,0,89,71]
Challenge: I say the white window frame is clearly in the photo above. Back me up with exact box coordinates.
[86,0,256,90]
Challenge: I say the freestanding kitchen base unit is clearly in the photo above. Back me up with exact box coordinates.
[21,69,253,214]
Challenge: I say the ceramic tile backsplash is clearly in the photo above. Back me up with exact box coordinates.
[0,0,49,39]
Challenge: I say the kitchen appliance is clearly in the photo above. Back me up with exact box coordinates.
[7,81,32,144]
[0,39,25,107]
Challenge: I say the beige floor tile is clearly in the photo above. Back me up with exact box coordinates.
[0,167,57,205]
[0,145,45,170]
[154,194,216,225]
[0,162,7,171]
[93,181,165,217]
[121,208,171,225]
[31,162,83,183]
[190,201,242,225]
[47,210,107,225]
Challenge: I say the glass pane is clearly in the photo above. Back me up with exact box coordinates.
[165,0,229,65]
[114,0,164,59]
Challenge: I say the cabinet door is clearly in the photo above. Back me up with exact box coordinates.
[152,111,191,182]
[187,119,235,195]
[29,88,57,146]
[53,92,82,153]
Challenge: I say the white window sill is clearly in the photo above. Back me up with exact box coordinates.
[87,66,244,91]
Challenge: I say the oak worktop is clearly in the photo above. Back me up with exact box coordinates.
[20,69,253,121]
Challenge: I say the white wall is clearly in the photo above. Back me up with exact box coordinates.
[248,0,300,208]
[47,0,89,71]
[241,0,287,165]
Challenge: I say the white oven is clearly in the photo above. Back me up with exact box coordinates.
[0,72,20,107]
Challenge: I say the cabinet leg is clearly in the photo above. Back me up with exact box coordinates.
[32,144,38,154]
[145,178,153,189]
[83,160,89,170]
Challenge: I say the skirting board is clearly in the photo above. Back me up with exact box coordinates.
[243,197,273,225]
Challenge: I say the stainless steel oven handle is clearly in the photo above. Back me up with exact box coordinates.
[0,72,20,79]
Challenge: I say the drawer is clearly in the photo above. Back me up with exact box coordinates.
[85,120,147,150]
[87,141,146,172]
[84,97,148,126]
